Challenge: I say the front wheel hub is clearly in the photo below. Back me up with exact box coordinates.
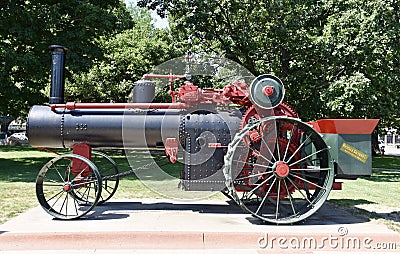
[63,183,72,192]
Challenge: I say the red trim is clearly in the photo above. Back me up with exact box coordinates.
[164,138,179,163]
[311,119,379,134]
[332,181,342,190]
[72,144,92,177]
[275,161,289,178]
[51,102,189,111]
[263,86,274,97]
[208,143,222,148]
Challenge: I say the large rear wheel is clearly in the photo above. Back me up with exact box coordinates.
[224,116,334,224]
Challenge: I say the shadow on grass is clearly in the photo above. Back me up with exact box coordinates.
[372,155,400,169]
[360,170,400,183]
[0,145,67,153]
[329,199,400,225]
[361,210,400,223]
[329,198,375,209]
[0,157,48,182]
[0,145,40,152]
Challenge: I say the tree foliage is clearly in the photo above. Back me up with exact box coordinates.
[319,0,400,127]
[66,6,182,103]
[138,0,400,129]
[0,0,133,117]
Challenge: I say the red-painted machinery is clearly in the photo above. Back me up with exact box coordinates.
[27,46,378,224]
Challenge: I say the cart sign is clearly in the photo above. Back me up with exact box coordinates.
[340,143,368,163]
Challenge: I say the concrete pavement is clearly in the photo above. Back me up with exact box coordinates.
[0,198,399,253]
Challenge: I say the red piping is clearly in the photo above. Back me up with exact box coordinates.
[51,102,189,110]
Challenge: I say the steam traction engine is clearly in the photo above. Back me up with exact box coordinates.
[27,46,379,224]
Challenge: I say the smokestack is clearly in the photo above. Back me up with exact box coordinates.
[49,45,67,104]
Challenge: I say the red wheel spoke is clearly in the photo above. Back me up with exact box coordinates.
[289,173,328,190]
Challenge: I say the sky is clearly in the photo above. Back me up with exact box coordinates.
[123,0,169,29]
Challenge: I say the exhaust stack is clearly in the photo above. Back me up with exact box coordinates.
[49,45,67,104]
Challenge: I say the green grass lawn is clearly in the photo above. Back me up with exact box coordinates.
[0,146,399,232]
[372,155,400,169]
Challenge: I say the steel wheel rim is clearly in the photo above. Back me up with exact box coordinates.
[36,154,102,220]
[92,151,119,204]
[224,116,334,224]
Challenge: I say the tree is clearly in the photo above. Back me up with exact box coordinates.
[0,0,133,117]
[138,0,400,129]
[319,0,400,126]
[66,6,182,103]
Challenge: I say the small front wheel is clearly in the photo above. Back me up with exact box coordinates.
[92,151,119,204]
[36,154,102,219]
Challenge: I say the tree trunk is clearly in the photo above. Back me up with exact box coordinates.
[371,129,382,156]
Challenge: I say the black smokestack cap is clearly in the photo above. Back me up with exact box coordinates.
[49,45,68,104]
